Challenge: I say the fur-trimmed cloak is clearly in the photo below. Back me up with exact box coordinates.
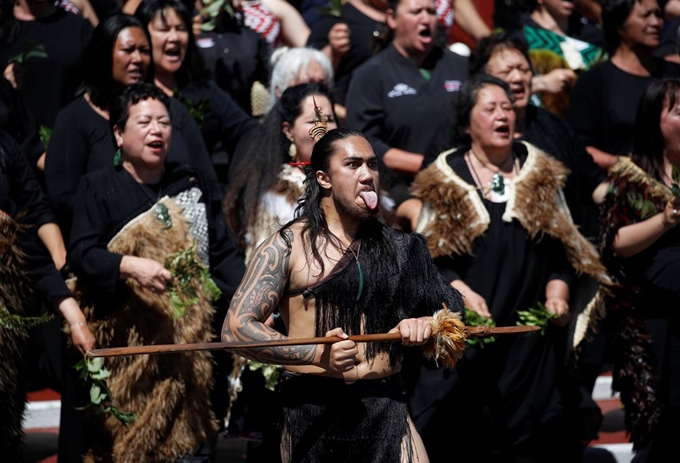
[68,197,218,463]
[409,141,611,460]
[412,141,611,350]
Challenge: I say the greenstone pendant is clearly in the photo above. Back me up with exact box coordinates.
[153,203,172,229]
[490,172,505,195]
[356,262,364,301]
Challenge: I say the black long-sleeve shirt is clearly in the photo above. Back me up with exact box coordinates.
[46,95,216,242]
[68,162,245,317]
[0,130,70,304]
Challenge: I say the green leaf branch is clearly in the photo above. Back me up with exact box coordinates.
[174,91,210,128]
[626,190,659,220]
[317,0,344,17]
[74,356,137,426]
[464,308,496,347]
[200,0,235,32]
[8,40,48,65]
[516,301,557,335]
[164,242,222,318]
[0,307,53,330]
[39,125,52,148]
[671,165,680,198]
[247,360,282,391]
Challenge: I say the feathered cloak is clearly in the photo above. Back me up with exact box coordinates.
[598,156,679,449]
[246,163,306,262]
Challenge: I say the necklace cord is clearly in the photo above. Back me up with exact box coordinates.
[329,233,364,301]
[466,150,517,198]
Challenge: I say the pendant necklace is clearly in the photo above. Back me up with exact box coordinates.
[135,175,172,229]
[345,241,364,301]
[347,242,364,301]
[467,150,516,198]
[330,231,364,301]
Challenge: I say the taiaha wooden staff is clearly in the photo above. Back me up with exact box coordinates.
[86,306,540,368]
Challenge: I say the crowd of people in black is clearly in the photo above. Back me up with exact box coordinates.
[1,0,679,462]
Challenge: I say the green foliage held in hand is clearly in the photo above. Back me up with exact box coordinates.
[174,91,211,128]
[626,190,659,220]
[0,307,54,330]
[8,40,48,65]
[247,360,282,391]
[74,356,137,426]
[39,125,52,148]
[464,308,496,347]
[200,0,235,31]
[165,242,222,318]
[516,301,557,335]
[317,0,344,17]
[671,165,680,198]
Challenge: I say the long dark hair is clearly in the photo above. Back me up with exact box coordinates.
[0,1,18,49]
[632,78,680,180]
[225,82,335,250]
[109,82,172,134]
[602,0,652,52]
[289,127,364,273]
[81,14,154,110]
[134,0,209,88]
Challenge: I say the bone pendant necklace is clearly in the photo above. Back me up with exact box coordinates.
[346,242,364,301]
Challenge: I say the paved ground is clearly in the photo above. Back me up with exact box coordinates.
[21,431,249,463]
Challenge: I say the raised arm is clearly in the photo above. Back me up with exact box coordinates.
[612,198,680,258]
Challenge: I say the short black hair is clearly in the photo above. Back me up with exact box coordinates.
[449,74,514,145]
[109,82,171,133]
[469,32,533,77]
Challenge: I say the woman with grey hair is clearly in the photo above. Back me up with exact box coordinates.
[267,46,334,111]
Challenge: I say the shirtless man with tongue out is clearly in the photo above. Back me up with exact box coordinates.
[223,127,463,462]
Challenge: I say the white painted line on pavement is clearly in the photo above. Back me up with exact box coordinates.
[23,400,60,429]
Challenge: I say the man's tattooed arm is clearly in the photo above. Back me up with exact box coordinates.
[222,230,318,365]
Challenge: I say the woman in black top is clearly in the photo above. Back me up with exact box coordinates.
[410,75,610,463]
[0,0,93,129]
[45,13,215,243]
[427,32,608,239]
[567,0,680,169]
[598,78,680,461]
[66,82,245,462]
[134,0,258,186]
[0,130,93,460]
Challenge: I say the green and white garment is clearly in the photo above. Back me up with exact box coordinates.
[523,25,607,71]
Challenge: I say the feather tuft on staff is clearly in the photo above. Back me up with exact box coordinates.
[422,304,467,368]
